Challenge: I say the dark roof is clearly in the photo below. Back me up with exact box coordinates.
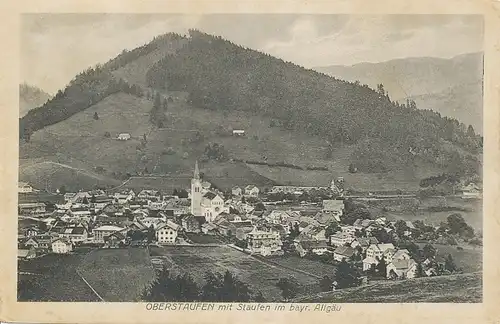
[194,216,206,225]
[301,240,328,250]
[334,246,355,256]
[203,192,217,200]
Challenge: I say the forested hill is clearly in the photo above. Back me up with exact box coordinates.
[146,30,481,176]
[19,30,481,177]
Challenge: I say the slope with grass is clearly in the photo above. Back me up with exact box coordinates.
[294,272,482,303]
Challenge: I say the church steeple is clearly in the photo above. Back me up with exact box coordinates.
[194,160,200,180]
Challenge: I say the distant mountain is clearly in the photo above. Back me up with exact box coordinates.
[19,83,52,117]
[314,52,483,133]
[19,31,482,192]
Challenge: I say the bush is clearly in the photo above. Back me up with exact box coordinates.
[104,131,111,138]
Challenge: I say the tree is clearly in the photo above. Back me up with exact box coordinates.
[415,262,425,278]
[104,131,111,138]
[82,196,89,205]
[58,185,67,195]
[90,194,96,203]
[335,259,361,289]
[154,92,162,110]
[276,277,299,301]
[394,219,409,237]
[422,243,437,260]
[319,275,334,292]
[324,221,341,238]
[444,254,457,273]
[147,225,156,243]
[467,125,475,137]
[93,112,99,120]
[376,257,387,277]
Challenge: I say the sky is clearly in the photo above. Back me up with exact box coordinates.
[21,14,484,94]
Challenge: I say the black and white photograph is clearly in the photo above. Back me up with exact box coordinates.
[17,13,484,304]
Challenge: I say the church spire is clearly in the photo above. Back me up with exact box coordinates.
[194,160,200,180]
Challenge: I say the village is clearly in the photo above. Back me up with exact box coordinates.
[18,161,482,299]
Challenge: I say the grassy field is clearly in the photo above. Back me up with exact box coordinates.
[78,248,155,302]
[149,246,323,301]
[18,254,100,302]
[295,272,482,303]
[265,255,337,278]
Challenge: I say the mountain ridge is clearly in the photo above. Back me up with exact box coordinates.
[19,31,482,192]
[19,83,52,118]
[314,52,483,133]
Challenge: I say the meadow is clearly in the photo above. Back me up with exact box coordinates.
[149,246,325,301]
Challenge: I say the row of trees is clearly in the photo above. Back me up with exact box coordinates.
[143,268,265,302]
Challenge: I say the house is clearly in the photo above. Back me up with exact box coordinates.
[232,129,245,136]
[24,237,40,249]
[138,190,160,201]
[117,133,131,141]
[363,243,396,271]
[330,233,354,247]
[314,211,341,225]
[51,238,73,254]
[156,221,181,244]
[386,259,417,279]
[18,248,37,260]
[333,246,356,262]
[231,186,243,196]
[93,225,126,243]
[351,237,379,252]
[69,206,92,218]
[301,224,327,242]
[341,225,357,236]
[322,200,345,217]
[23,227,38,238]
[64,192,77,202]
[34,234,53,250]
[244,185,260,197]
[18,181,34,193]
[201,222,218,235]
[58,226,88,242]
[181,214,202,233]
[18,202,46,215]
[105,231,127,248]
[461,183,481,198]
[246,227,283,256]
[296,240,329,257]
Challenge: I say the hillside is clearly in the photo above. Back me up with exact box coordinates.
[294,272,482,303]
[19,83,52,117]
[19,31,482,191]
[314,52,483,133]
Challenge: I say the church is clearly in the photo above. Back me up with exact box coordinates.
[190,161,227,223]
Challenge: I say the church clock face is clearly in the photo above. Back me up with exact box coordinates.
[215,207,220,212]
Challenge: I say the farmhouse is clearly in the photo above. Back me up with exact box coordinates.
[232,129,245,136]
[333,246,356,262]
[18,181,35,193]
[232,186,243,196]
[51,238,73,254]
[156,221,181,244]
[296,240,329,257]
[117,133,131,141]
[244,185,260,197]
[330,233,354,247]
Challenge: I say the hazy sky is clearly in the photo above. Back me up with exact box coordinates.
[21,14,483,94]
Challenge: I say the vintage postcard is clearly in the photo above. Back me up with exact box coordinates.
[1,0,499,323]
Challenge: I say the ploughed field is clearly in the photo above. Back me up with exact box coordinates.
[149,245,335,301]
